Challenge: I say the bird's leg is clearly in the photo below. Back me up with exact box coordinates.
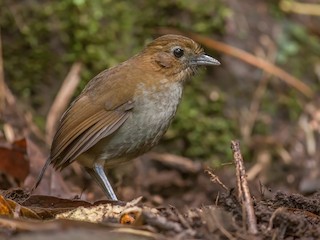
[85,163,118,200]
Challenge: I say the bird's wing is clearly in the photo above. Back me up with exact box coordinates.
[50,93,134,170]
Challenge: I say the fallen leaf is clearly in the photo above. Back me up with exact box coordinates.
[0,139,29,182]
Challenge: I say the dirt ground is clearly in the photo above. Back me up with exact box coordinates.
[1,140,320,239]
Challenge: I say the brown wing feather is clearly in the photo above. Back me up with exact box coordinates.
[51,101,106,159]
[50,91,134,170]
[53,111,130,170]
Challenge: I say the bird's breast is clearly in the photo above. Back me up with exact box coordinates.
[99,80,183,162]
[132,80,183,136]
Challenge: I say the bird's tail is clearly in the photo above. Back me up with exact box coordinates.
[31,158,51,193]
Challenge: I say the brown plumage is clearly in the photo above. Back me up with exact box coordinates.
[33,34,220,200]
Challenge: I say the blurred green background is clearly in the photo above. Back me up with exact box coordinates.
[1,0,319,167]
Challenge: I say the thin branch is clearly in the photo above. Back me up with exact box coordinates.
[241,37,276,143]
[205,168,229,191]
[267,207,286,231]
[231,140,258,235]
[280,0,320,16]
[157,28,314,98]
[45,62,82,144]
[211,211,237,240]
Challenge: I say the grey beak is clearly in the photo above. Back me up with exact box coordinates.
[191,54,220,66]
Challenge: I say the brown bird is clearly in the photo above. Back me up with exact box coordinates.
[34,34,220,200]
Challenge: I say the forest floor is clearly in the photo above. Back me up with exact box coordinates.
[1,136,320,240]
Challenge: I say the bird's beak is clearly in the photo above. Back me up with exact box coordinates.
[190,54,220,66]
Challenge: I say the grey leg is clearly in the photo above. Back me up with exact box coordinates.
[86,164,118,200]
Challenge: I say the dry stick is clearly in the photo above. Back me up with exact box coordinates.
[241,76,269,143]
[147,152,201,173]
[211,213,236,240]
[157,28,313,98]
[45,62,82,144]
[231,140,258,235]
[242,36,276,142]
[205,169,229,191]
[280,0,320,16]
[188,33,313,98]
[267,207,286,232]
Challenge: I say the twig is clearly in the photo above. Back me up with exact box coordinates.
[280,0,320,16]
[267,207,286,231]
[211,211,236,240]
[171,207,193,231]
[147,152,202,173]
[140,210,182,233]
[247,150,271,181]
[201,207,236,240]
[241,35,276,142]
[241,76,269,143]
[45,62,82,144]
[231,140,258,235]
[205,168,229,191]
[299,115,316,157]
[191,33,313,98]
[157,28,314,98]
[215,192,220,206]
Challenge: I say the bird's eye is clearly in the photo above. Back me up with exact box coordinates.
[173,48,184,58]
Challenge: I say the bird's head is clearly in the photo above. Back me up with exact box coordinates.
[140,34,220,82]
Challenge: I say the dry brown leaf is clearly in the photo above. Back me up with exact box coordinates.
[0,195,12,216]
[0,195,40,219]
[0,139,29,182]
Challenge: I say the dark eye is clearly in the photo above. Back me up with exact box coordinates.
[173,48,184,58]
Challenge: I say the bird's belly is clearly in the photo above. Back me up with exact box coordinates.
[99,82,183,163]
